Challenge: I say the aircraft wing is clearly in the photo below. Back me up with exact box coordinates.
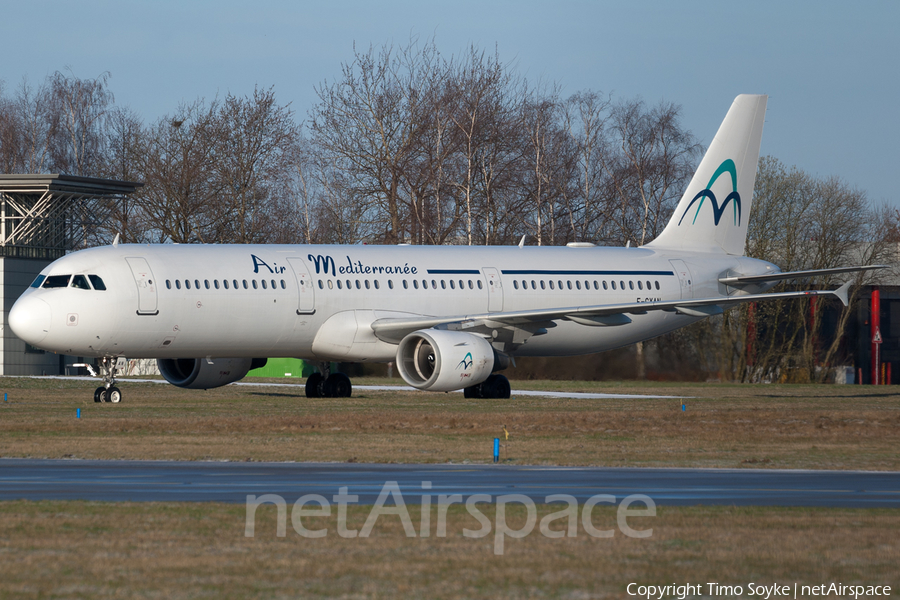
[370,282,852,345]
[718,264,887,286]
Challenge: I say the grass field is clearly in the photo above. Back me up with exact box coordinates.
[0,501,897,599]
[0,376,898,469]
[1,377,898,598]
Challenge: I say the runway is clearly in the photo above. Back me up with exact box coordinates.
[1,459,897,507]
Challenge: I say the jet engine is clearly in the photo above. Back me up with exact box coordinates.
[396,330,495,392]
[157,358,267,389]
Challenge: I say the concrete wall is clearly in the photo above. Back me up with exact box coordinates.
[0,257,63,375]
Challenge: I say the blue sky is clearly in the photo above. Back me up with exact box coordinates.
[2,0,897,205]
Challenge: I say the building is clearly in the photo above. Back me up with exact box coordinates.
[0,174,142,375]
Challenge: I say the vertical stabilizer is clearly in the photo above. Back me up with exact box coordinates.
[647,94,767,255]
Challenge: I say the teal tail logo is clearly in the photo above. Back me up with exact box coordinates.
[457,353,473,370]
[678,159,741,227]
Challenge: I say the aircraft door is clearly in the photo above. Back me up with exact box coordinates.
[287,257,316,315]
[669,259,693,299]
[483,267,503,312]
[125,257,159,315]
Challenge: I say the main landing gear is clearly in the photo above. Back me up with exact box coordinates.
[75,357,124,403]
[464,374,511,399]
[305,366,352,398]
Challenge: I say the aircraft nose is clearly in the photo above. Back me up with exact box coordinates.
[8,295,52,346]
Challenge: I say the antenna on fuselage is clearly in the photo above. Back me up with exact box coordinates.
[518,235,526,248]
[112,233,120,247]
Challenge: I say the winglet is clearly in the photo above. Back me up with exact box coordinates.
[833,281,852,307]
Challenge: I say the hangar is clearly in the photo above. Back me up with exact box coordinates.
[0,174,142,375]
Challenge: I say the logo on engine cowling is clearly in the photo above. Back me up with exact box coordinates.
[457,352,473,370]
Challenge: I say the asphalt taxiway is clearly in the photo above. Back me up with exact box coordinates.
[0,459,897,507]
[15,376,686,399]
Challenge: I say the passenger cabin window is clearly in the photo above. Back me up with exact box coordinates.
[70,275,91,290]
[42,275,71,288]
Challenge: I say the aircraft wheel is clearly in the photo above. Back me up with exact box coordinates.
[305,373,324,398]
[94,387,106,403]
[489,375,511,399]
[107,387,123,403]
[463,384,481,399]
[324,373,352,398]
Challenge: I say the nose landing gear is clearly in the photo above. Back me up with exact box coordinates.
[75,357,125,403]
[93,385,122,403]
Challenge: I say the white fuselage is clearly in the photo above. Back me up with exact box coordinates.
[8,243,771,362]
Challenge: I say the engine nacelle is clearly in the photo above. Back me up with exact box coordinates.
[396,330,494,392]
[157,357,266,389]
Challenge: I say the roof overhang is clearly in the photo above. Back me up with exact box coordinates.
[0,174,143,197]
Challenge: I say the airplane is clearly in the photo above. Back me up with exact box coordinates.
[7,94,883,403]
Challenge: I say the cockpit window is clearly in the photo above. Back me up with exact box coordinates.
[88,275,107,291]
[71,275,91,290]
[42,275,71,288]
[30,275,46,288]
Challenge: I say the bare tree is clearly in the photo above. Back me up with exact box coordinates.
[563,90,613,242]
[310,41,436,244]
[0,80,20,173]
[601,98,702,246]
[215,86,301,243]
[11,78,54,174]
[46,70,114,176]
[96,106,145,244]
[133,100,225,243]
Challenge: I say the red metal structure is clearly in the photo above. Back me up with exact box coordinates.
[871,288,881,384]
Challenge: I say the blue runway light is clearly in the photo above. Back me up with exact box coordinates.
[76,408,81,419]
[493,438,500,463]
